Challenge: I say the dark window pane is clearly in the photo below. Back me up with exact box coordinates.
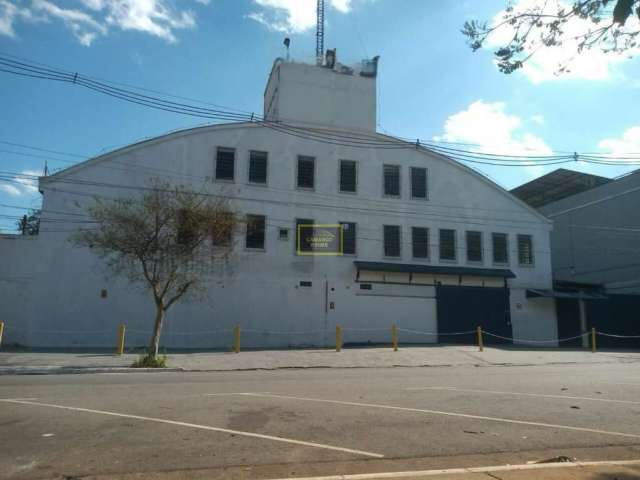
[340,222,356,255]
[246,215,265,249]
[340,160,357,192]
[411,167,427,199]
[296,218,314,253]
[384,225,401,257]
[439,229,456,261]
[466,231,482,262]
[518,234,534,265]
[249,151,267,184]
[211,211,234,246]
[216,148,235,180]
[492,233,508,264]
[412,227,429,258]
[297,156,315,188]
[383,165,400,196]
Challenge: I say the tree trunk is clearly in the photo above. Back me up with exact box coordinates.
[149,302,164,358]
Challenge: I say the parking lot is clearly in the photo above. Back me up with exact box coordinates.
[2,359,640,479]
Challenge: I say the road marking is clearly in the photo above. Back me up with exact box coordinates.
[226,393,640,440]
[262,459,640,480]
[405,386,640,405]
[0,399,383,458]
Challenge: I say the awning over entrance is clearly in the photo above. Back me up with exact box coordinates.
[354,261,516,279]
[526,289,608,300]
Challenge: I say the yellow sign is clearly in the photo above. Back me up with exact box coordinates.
[297,224,344,256]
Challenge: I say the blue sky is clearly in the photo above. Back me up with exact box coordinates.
[1,0,640,232]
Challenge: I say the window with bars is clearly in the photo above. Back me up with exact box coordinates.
[340,222,356,255]
[296,218,314,253]
[410,167,428,199]
[383,225,401,257]
[518,234,534,265]
[215,147,235,181]
[339,160,357,193]
[245,214,266,249]
[466,231,482,263]
[383,165,400,196]
[411,227,429,259]
[248,150,267,184]
[439,229,456,261]
[492,233,508,264]
[297,156,315,189]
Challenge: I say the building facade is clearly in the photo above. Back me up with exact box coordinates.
[0,56,557,349]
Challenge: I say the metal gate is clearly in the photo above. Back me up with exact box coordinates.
[436,285,512,345]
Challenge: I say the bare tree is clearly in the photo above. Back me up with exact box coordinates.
[71,180,238,361]
[463,0,640,75]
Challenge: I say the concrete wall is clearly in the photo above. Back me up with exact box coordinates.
[264,60,376,131]
[539,170,640,294]
[0,123,556,348]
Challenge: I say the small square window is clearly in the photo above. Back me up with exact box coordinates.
[299,281,312,287]
[279,228,289,240]
[359,283,372,290]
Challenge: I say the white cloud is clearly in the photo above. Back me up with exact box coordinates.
[248,0,355,33]
[599,126,640,155]
[434,100,553,177]
[0,0,202,45]
[0,170,40,196]
[485,0,640,83]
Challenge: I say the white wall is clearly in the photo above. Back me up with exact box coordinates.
[0,123,556,348]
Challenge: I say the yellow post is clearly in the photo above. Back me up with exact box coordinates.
[233,325,241,353]
[0,321,4,347]
[477,326,484,352]
[591,327,596,353]
[391,323,398,352]
[116,323,125,355]
[335,325,342,352]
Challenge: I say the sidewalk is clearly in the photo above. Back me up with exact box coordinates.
[1,345,640,374]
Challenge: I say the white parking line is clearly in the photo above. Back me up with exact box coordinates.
[222,393,640,440]
[262,459,640,480]
[405,386,640,405]
[0,399,383,458]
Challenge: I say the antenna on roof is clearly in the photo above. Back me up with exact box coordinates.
[283,37,291,61]
[316,0,325,65]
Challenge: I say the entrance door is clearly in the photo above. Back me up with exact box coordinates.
[555,299,582,347]
[436,285,512,344]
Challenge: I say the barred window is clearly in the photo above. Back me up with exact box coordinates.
[439,229,456,261]
[384,225,401,257]
[410,167,427,199]
[248,150,267,184]
[245,215,266,249]
[340,160,357,193]
[215,147,235,181]
[518,234,534,265]
[492,233,508,264]
[383,165,400,196]
[297,156,315,189]
[296,218,314,253]
[340,222,356,255]
[466,231,482,262]
[412,227,429,259]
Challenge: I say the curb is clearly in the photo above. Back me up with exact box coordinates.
[0,367,185,375]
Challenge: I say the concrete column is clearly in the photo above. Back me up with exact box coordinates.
[579,298,588,348]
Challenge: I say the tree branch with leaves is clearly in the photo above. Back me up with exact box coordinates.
[71,180,238,362]
[463,0,640,75]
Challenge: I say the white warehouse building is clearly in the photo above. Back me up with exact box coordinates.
[0,54,558,349]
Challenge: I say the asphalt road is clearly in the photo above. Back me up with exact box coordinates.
[2,362,640,479]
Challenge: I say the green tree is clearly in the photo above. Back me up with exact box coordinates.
[463,0,640,74]
[71,180,238,362]
[17,209,41,235]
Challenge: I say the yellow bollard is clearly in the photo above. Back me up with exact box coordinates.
[591,327,596,353]
[0,321,4,347]
[336,325,342,352]
[233,325,241,353]
[477,326,484,352]
[391,323,398,352]
[116,323,125,355]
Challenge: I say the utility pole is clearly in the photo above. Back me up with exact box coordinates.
[316,0,325,65]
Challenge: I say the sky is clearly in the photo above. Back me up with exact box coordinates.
[1,0,640,232]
